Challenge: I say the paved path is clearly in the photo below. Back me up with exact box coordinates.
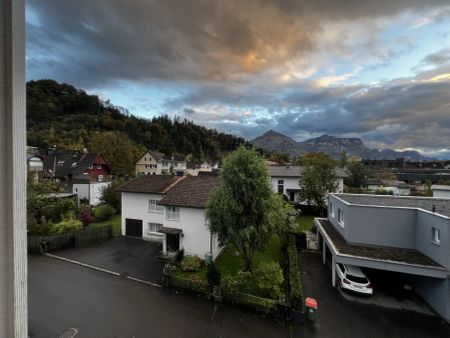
[294,252,450,338]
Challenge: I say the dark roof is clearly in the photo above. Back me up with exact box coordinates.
[334,193,450,217]
[158,176,219,208]
[116,175,183,194]
[148,150,165,162]
[317,219,443,268]
[267,165,348,178]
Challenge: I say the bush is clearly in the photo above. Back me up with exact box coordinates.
[180,255,203,272]
[288,234,302,309]
[254,261,284,300]
[206,262,221,286]
[79,205,94,227]
[221,271,251,298]
[93,204,117,222]
[49,219,83,234]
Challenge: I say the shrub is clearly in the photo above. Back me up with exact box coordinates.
[288,234,302,309]
[221,271,251,298]
[180,255,203,272]
[206,262,221,286]
[93,204,117,222]
[79,205,94,227]
[254,261,284,300]
[49,219,83,234]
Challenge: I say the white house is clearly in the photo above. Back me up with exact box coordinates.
[185,161,213,176]
[267,165,347,202]
[117,175,222,260]
[432,185,450,199]
[135,150,187,176]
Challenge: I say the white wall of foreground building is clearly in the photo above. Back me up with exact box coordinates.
[73,181,112,206]
[121,192,222,259]
[0,0,28,336]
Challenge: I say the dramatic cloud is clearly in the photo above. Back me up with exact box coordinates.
[26,0,450,158]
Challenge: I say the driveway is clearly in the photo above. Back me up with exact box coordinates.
[294,252,450,338]
[49,236,165,284]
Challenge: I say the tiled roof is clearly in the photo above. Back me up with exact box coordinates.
[40,150,106,178]
[267,165,348,178]
[334,193,450,217]
[317,219,443,268]
[116,175,184,194]
[158,176,219,208]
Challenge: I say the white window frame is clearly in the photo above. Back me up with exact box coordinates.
[431,227,440,245]
[148,199,163,213]
[329,202,334,218]
[167,206,180,221]
[98,175,104,182]
[277,179,284,194]
[96,164,102,169]
[338,208,344,227]
[147,222,163,234]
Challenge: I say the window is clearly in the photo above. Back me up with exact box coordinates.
[148,199,163,213]
[88,164,93,169]
[338,208,344,227]
[167,206,180,221]
[98,175,104,182]
[96,164,102,169]
[329,202,334,217]
[432,227,440,245]
[277,179,284,194]
[289,191,295,202]
[147,223,162,234]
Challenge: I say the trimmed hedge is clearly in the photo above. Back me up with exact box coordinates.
[288,234,303,309]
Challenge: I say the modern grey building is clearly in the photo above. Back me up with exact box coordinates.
[316,193,450,321]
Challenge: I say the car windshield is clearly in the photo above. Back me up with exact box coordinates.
[347,274,368,284]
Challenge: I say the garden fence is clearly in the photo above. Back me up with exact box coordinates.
[28,224,113,253]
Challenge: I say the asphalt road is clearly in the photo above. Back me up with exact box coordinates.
[28,255,290,338]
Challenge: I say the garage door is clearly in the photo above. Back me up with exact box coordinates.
[125,218,143,237]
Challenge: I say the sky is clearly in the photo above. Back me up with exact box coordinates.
[26,0,450,158]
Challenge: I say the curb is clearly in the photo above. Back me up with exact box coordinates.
[44,253,163,288]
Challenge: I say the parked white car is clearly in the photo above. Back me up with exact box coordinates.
[336,263,373,295]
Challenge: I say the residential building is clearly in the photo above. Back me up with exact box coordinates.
[41,150,111,205]
[135,150,186,176]
[366,179,413,196]
[317,193,450,321]
[117,175,222,260]
[267,165,347,202]
[432,185,450,199]
[185,161,213,176]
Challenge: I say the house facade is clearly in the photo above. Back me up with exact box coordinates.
[135,150,187,176]
[185,162,213,176]
[317,193,450,321]
[267,165,347,202]
[117,175,222,260]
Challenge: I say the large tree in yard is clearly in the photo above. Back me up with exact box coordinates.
[206,145,290,272]
[298,153,338,211]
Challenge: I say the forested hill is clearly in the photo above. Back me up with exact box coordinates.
[27,80,246,174]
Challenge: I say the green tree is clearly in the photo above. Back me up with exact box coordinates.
[267,151,290,165]
[298,153,338,210]
[206,145,288,271]
[345,160,367,188]
[89,131,144,176]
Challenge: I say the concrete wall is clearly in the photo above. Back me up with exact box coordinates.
[89,181,111,206]
[73,183,89,202]
[433,190,450,199]
[329,195,417,248]
[410,276,450,321]
[415,211,450,269]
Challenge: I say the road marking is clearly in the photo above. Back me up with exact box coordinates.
[57,328,78,338]
[44,253,120,276]
[43,253,163,288]
[127,276,162,288]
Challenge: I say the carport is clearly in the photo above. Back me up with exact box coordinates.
[315,218,449,318]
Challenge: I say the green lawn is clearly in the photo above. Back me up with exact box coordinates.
[90,213,121,236]
[215,234,284,297]
[292,215,315,232]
